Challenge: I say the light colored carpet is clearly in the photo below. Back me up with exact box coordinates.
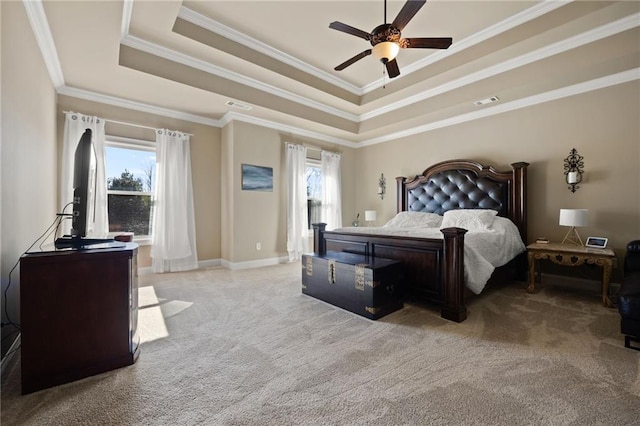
[2,262,639,425]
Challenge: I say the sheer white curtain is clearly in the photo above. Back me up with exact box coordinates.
[321,151,342,230]
[150,129,198,273]
[286,143,308,261]
[61,112,108,238]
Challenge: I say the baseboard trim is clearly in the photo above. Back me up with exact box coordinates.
[139,256,294,274]
[1,333,21,379]
[138,258,223,275]
[198,258,222,269]
[221,256,291,270]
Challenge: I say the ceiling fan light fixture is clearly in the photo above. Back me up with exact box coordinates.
[372,41,400,62]
[329,0,451,74]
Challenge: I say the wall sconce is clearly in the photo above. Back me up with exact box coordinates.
[377,174,386,199]
[563,148,584,193]
[559,208,588,246]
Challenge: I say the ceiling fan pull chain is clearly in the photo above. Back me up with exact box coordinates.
[382,64,387,89]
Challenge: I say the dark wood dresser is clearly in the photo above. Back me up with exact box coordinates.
[20,243,140,394]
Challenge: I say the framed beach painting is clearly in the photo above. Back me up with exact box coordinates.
[241,164,273,191]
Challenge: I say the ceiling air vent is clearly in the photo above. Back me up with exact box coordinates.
[474,96,500,106]
[225,100,252,111]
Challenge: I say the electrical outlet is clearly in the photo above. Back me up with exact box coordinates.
[256,242,261,251]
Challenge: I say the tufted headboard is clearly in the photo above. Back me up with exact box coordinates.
[396,160,529,242]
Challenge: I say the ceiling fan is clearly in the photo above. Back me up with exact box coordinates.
[329,0,452,78]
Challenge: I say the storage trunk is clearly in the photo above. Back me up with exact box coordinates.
[301,252,403,320]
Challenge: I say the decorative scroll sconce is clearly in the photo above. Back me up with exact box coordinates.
[563,148,584,193]
[377,174,386,199]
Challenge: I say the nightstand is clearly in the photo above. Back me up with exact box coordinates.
[526,242,616,307]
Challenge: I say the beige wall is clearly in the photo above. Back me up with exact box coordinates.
[354,82,640,267]
[221,120,356,266]
[56,96,222,267]
[1,2,58,355]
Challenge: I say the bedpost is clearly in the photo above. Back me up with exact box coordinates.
[511,162,529,281]
[312,223,327,256]
[440,227,468,323]
[510,162,529,244]
[396,177,407,213]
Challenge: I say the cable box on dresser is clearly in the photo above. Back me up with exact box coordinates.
[301,252,404,320]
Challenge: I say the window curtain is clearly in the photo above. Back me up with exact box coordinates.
[150,129,198,273]
[321,151,342,231]
[61,112,108,238]
[286,143,308,261]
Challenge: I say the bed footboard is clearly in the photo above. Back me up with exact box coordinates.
[312,223,468,322]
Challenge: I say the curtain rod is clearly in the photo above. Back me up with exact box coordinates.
[63,111,193,136]
[304,144,342,155]
[284,142,325,153]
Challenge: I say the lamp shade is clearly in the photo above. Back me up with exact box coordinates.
[372,42,400,62]
[559,209,588,227]
[365,210,377,221]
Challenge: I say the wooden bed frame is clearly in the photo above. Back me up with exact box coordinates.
[313,159,529,323]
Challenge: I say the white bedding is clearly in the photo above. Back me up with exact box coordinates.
[333,213,525,294]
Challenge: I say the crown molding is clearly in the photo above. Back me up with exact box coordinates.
[22,0,64,88]
[57,86,223,127]
[121,34,360,123]
[361,12,640,121]
[121,0,134,40]
[122,10,640,123]
[24,0,639,151]
[30,0,637,128]
[359,68,640,147]
[57,85,357,147]
[219,112,359,148]
[178,6,363,96]
[127,3,637,124]
[57,67,638,150]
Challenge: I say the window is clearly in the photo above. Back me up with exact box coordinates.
[105,137,156,239]
[306,159,322,229]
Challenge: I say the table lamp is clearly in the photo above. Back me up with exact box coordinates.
[365,210,377,227]
[559,208,588,246]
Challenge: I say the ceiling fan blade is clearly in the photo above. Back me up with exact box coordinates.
[334,49,372,71]
[329,21,371,40]
[401,37,452,49]
[391,0,426,32]
[385,58,400,78]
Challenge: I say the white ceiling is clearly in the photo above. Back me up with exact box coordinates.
[34,0,640,146]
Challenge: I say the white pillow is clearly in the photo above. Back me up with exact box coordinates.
[383,211,443,228]
[440,209,498,231]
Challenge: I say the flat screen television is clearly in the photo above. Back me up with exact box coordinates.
[71,128,94,238]
[55,129,116,249]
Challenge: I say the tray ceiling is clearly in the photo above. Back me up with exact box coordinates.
[35,0,640,146]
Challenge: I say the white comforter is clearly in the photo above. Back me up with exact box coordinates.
[332,216,525,294]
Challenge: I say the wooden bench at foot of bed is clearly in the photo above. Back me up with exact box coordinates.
[301,251,404,320]
[313,223,468,322]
